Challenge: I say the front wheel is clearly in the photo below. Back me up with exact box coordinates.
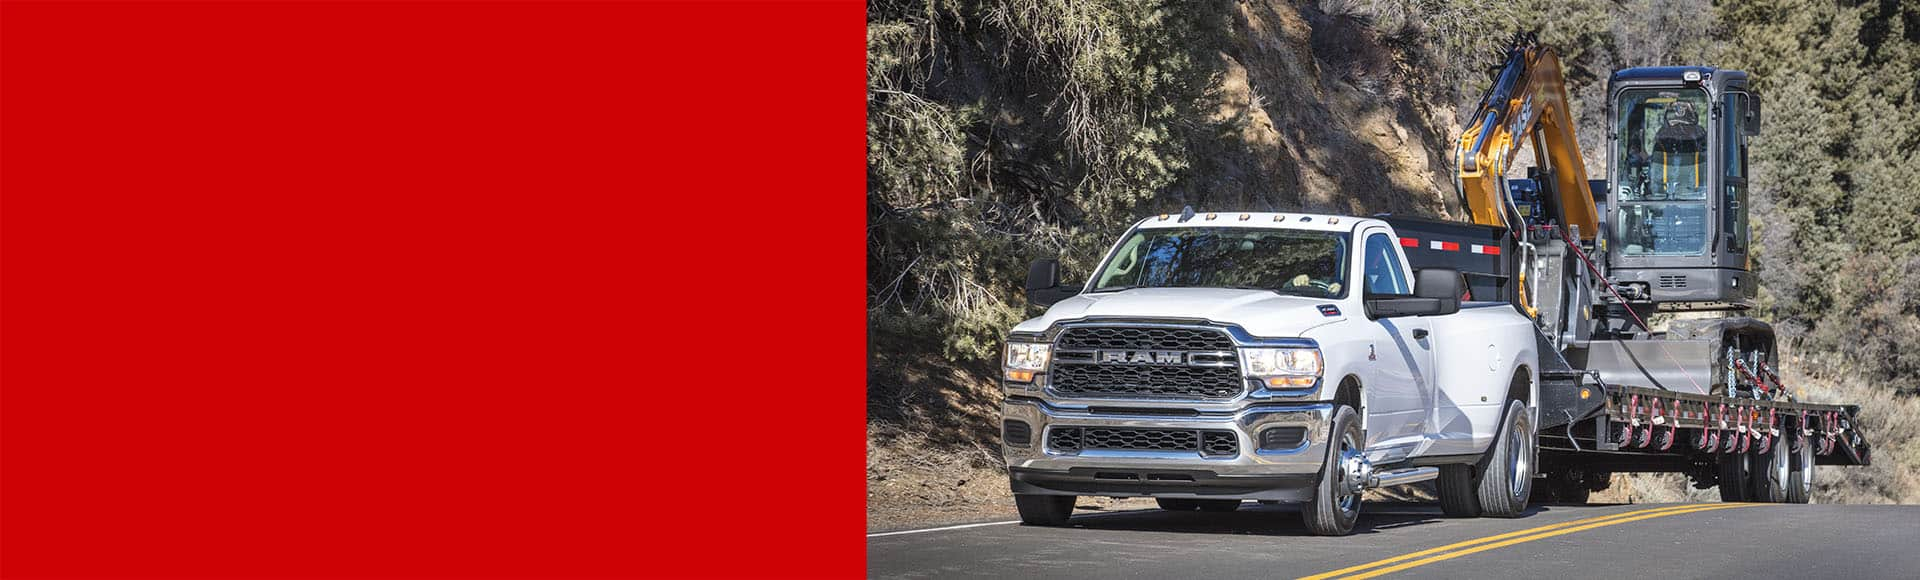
[1301,405,1363,536]
[1014,494,1075,526]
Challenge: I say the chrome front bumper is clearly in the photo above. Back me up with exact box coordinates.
[1002,397,1333,501]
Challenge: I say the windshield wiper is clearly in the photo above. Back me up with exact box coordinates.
[1219,285,1284,293]
[1089,285,1142,293]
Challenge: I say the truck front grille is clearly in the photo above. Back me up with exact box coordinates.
[1047,427,1239,457]
[1047,325,1246,400]
[1050,364,1243,399]
[1057,326,1234,351]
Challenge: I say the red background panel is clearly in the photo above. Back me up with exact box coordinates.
[1,1,865,577]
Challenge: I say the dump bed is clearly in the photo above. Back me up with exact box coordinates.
[1381,216,1518,303]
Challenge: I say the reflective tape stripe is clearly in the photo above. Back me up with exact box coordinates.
[1399,237,1419,247]
[1430,240,1460,251]
[1471,244,1500,255]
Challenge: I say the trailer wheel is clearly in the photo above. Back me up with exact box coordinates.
[1541,470,1591,505]
[1014,494,1076,526]
[1474,400,1534,517]
[1301,405,1362,536]
[1716,453,1751,502]
[1750,435,1790,503]
[1156,498,1200,511]
[1786,431,1815,504]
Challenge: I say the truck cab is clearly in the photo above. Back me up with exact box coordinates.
[1001,212,1540,535]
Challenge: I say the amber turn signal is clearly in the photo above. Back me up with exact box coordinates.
[1267,376,1315,387]
[1005,370,1035,382]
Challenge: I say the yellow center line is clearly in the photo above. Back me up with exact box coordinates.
[1296,504,1733,580]
[1332,503,1759,580]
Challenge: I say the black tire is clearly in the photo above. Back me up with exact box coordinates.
[1014,494,1075,526]
[1436,464,1480,517]
[1749,436,1790,503]
[1302,405,1363,536]
[1475,400,1534,517]
[1786,432,1814,504]
[1541,470,1591,505]
[1717,453,1751,502]
[1156,498,1201,511]
[1195,499,1242,512]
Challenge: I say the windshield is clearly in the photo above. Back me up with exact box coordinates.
[1089,227,1349,298]
[1614,87,1711,256]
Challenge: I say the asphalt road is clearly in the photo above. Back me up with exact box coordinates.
[868,502,1920,579]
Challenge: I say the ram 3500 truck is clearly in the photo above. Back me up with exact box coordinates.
[1001,212,1541,536]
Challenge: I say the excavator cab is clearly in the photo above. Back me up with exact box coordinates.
[1604,67,1761,308]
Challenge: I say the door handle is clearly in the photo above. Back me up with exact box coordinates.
[1413,329,1429,340]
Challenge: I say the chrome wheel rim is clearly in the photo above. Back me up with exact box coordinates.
[1796,436,1815,496]
[1509,412,1533,499]
[1335,430,1361,515]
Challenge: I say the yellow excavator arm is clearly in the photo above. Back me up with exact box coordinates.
[1456,37,1600,242]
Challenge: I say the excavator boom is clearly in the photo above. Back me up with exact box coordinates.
[1456,38,1600,242]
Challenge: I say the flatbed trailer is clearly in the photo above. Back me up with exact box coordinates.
[1386,214,1870,503]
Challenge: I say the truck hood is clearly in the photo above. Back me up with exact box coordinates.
[1012,288,1347,338]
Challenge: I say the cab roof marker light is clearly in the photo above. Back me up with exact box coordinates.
[1239,214,1250,221]
[1159,214,1170,221]
[1206,213,1218,220]
[1273,215,1286,221]
[1327,217,1340,225]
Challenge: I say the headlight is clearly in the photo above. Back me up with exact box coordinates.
[1242,348,1321,387]
[1004,342,1051,382]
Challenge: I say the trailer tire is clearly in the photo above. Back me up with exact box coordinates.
[1716,454,1751,502]
[1156,498,1201,511]
[1542,470,1591,505]
[1301,405,1363,536]
[1750,437,1790,503]
[1014,494,1076,526]
[1786,432,1815,504]
[1474,400,1534,517]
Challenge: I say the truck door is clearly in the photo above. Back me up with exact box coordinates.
[1359,229,1437,459]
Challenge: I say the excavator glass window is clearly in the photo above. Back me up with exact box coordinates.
[1723,92,1750,255]
[1615,88,1712,256]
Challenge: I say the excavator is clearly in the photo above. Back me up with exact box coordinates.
[1399,34,1870,503]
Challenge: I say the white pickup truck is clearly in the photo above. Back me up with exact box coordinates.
[1001,211,1540,535]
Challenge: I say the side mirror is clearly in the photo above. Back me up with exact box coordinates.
[1026,259,1060,292]
[1025,258,1077,308]
[1413,268,1462,315]
[1743,93,1762,136]
[1363,268,1461,319]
